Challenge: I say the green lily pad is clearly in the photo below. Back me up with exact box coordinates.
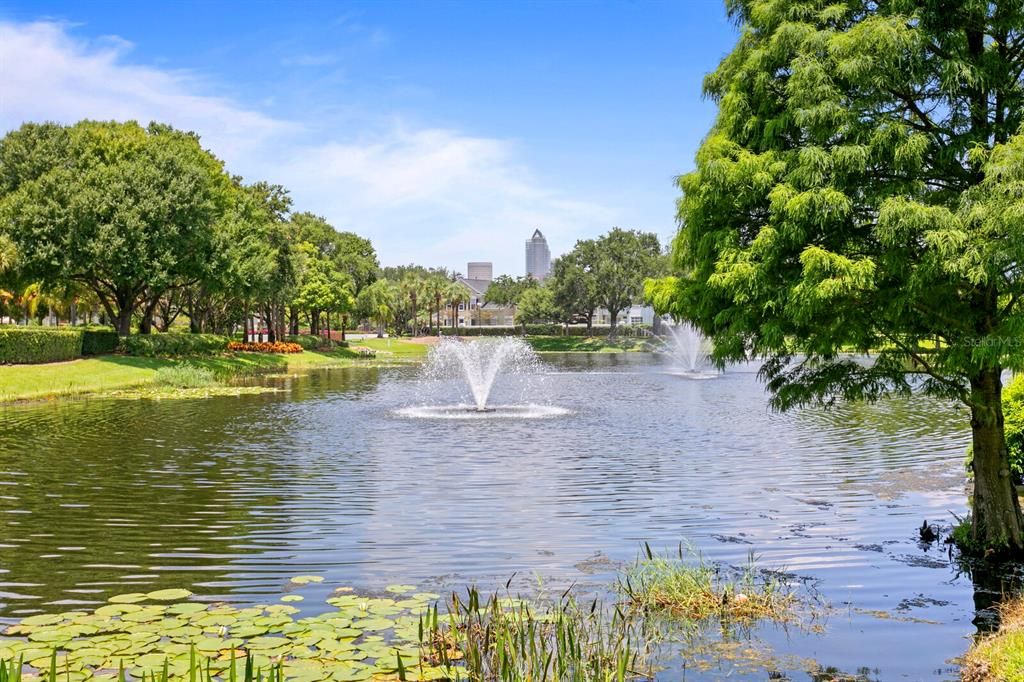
[146,588,193,601]
[290,575,325,585]
[166,602,208,615]
[20,613,64,626]
[108,593,149,604]
[281,595,304,602]
[384,584,416,594]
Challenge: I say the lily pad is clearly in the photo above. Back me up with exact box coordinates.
[290,575,325,585]
[384,585,416,594]
[108,593,149,604]
[20,613,64,626]
[281,595,304,602]
[146,588,193,601]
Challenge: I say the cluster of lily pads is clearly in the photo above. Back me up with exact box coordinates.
[0,554,815,681]
[0,580,443,682]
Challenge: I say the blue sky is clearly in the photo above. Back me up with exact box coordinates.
[0,1,737,276]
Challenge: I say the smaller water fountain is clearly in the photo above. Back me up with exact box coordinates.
[397,337,570,419]
[663,321,719,379]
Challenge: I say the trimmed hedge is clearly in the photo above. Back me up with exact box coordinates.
[0,326,83,364]
[286,334,330,350]
[81,326,119,356]
[119,333,230,357]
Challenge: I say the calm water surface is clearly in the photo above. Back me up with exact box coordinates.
[0,353,983,679]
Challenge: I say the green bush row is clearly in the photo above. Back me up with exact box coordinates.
[0,327,83,364]
[81,326,119,355]
[119,333,230,357]
[285,334,331,350]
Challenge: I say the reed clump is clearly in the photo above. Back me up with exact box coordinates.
[419,586,655,682]
[619,544,796,624]
[154,363,217,388]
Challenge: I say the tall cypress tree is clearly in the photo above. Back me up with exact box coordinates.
[654,0,1024,554]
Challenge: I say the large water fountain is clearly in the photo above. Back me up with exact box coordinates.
[663,321,719,378]
[397,337,570,419]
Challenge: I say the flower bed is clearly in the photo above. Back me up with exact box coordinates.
[228,341,304,354]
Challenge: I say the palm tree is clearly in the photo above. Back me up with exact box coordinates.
[359,279,398,338]
[447,281,471,333]
[400,274,424,337]
[425,275,449,335]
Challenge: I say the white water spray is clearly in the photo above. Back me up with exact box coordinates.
[663,322,713,374]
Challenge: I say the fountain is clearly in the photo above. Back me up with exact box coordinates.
[663,321,719,378]
[396,337,570,419]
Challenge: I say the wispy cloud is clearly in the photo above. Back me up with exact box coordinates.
[0,21,613,274]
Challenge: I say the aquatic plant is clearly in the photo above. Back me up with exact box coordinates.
[618,544,796,624]
[0,585,439,681]
[420,586,653,682]
[154,364,217,388]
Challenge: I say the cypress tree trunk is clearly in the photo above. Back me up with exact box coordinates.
[970,367,1024,554]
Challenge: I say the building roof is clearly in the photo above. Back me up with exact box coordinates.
[458,277,492,296]
[531,229,545,240]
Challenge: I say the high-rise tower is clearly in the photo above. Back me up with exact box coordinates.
[525,229,551,280]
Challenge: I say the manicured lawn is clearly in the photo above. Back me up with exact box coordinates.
[0,355,173,401]
[354,337,431,357]
[526,335,663,353]
[0,350,357,402]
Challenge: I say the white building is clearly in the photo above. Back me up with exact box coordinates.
[446,262,515,327]
[525,229,551,280]
[467,262,493,280]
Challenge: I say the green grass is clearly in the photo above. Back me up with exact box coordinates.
[526,336,663,353]
[619,544,796,625]
[154,363,217,388]
[963,600,1024,681]
[0,350,358,402]
[355,337,431,357]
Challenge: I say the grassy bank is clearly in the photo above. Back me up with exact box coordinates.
[526,335,663,353]
[963,599,1024,681]
[0,350,363,403]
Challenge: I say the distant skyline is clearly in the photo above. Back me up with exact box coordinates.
[0,1,738,275]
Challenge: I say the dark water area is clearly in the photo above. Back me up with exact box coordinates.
[0,353,992,679]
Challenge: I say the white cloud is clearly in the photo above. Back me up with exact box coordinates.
[0,21,614,275]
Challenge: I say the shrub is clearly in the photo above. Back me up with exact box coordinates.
[0,326,83,364]
[154,363,216,388]
[285,334,332,350]
[1003,374,1024,482]
[228,341,303,353]
[119,333,230,357]
[81,325,119,355]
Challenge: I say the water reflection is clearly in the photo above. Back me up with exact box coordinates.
[0,354,980,679]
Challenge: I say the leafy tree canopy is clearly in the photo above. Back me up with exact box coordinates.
[0,120,231,335]
[653,0,1024,553]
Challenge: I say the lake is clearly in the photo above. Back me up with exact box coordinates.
[0,352,980,679]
